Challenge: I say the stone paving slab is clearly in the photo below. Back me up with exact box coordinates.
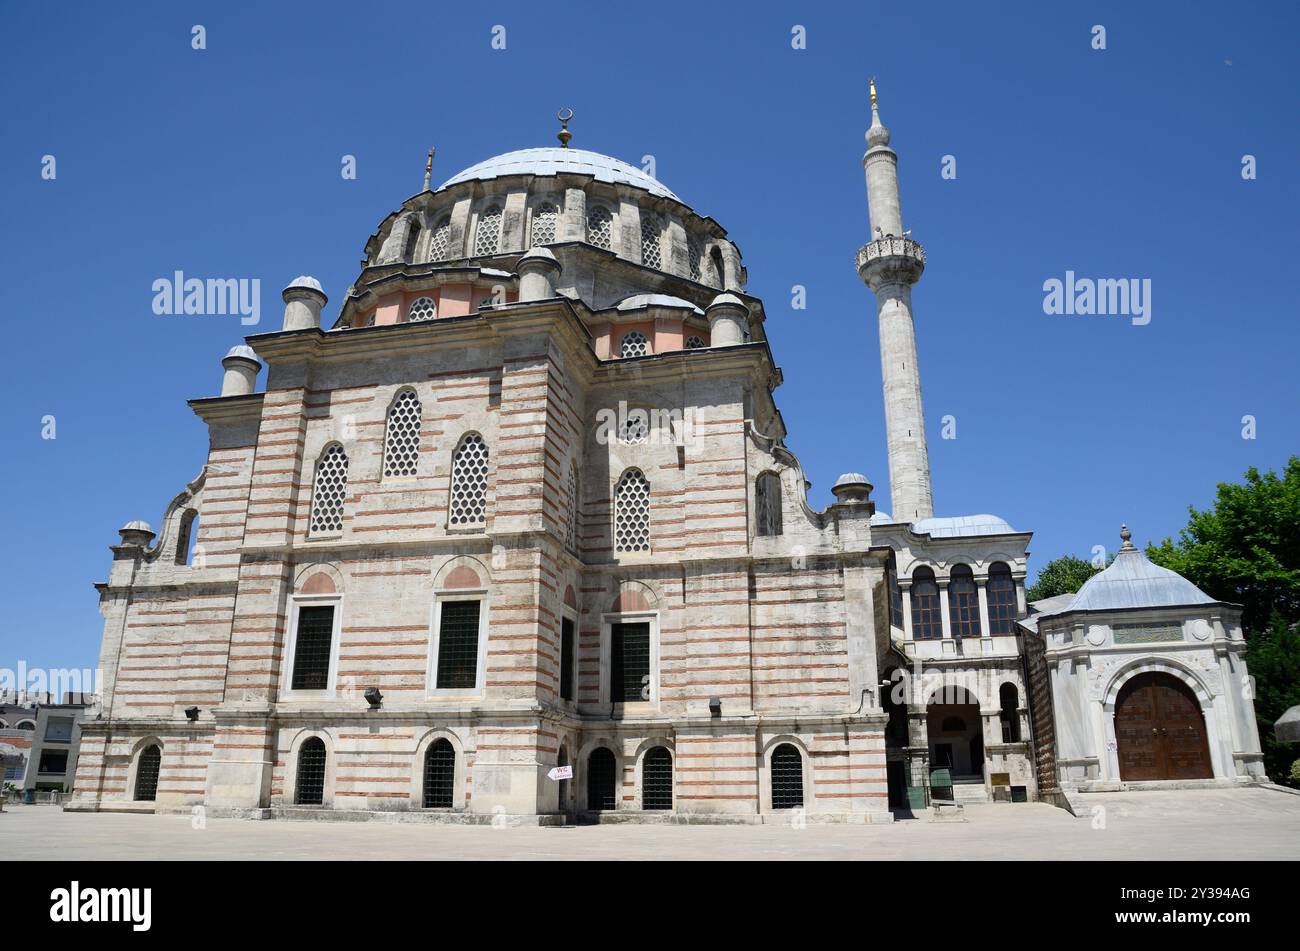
[3,787,1298,860]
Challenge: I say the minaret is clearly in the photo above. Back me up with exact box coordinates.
[856,79,934,523]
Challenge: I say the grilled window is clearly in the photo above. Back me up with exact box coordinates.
[620,331,649,358]
[422,738,456,808]
[684,335,705,350]
[565,463,580,551]
[382,388,422,478]
[755,472,783,536]
[770,743,804,809]
[613,469,651,553]
[642,746,672,810]
[687,237,702,280]
[640,213,662,268]
[910,566,942,639]
[532,202,558,246]
[295,737,326,805]
[474,205,502,256]
[290,605,335,691]
[1000,683,1021,743]
[948,564,982,639]
[619,409,649,444]
[987,562,1018,636]
[609,622,651,703]
[448,433,489,526]
[436,599,481,689]
[560,616,575,701]
[308,444,349,535]
[407,296,437,322]
[134,744,161,802]
[587,747,616,811]
[428,216,451,261]
[586,205,612,250]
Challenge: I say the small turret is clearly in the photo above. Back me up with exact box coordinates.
[705,292,749,347]
[220,345,261,397]
[282,276,327,331]
[516,247,562,301]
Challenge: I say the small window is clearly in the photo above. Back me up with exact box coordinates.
[565,463,580,551]
[1000,683,1021,743]
[613,469,651,553]
[640,212,662,268]
[407,296,437,322]
[709,246,726,288]
[532,202,558,246]
[403,220,422,261]
[687,237,703,281]
[38,750,69,774]
[559,616,575,701]
[295,738,327,805]
[755,472,783,537]
[987,562,1018,636]
[290,605,335,691]
[436,599,482,689]
[383,389,422,478]
[619,331,649,358]
[428,216,452,261]
[770,744,803,809]
[175,508,199,565]
[609,622,651,703]
[308,444,349,535]
[586,205,612,250]
[44,717,74,743]
[642,746,672,810]
[948,564,982,639]
[422,739,456,808]
[587,747,616,810]
[618,409,649,444]
[910,567,942,639]
[684,335,705,350]
[134,744,161,802]
[474,205,502,256]
[448,433,489,527]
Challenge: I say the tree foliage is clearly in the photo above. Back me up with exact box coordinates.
[1026,554,1101,602]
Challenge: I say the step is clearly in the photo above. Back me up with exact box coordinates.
[952,782,990,804]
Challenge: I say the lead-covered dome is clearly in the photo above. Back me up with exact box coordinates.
[439,148,680,201]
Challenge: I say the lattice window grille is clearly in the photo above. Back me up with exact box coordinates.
[428,218,451,261]
[474,206,502,256]
[619,411,649,445]
[363,311,376,328]
[614,469,651,552]
[423,739,456,808]
[309,444,348,535]
[532,203,558,246]
[407,296,437,323]
[448,434,489,526]
[290,605,334,691]
[134,745,161,801]
[295,738,326,805]
[687,238,702,281]
[642,747,673,810]
[620,331,649,358]
[383,389,422,478]
[685,335,705,350]
[587,205,612,250]
[640,214,662,268]
[565,464,579,550]
[436,600,481,688]
[770,744,804,809]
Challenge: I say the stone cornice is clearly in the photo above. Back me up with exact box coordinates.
[187,393,264,426]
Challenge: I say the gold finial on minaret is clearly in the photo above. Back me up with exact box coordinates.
[423,147,435,191]
[869,77,878,111]
[556,108,574,148]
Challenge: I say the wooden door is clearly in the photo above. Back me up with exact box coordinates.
[1115,672,1213,780]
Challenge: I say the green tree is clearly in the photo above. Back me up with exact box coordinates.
[1147,456,1300,785]
[1026,554,1101,602]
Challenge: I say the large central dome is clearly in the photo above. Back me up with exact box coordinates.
[438,147,680,202]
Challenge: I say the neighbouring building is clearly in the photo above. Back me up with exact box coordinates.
[69,85,1265,822]
[22,695,95,794]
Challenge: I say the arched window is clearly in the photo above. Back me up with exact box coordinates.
[684,335,706,350]
[987,562,1018,636]
[948,564,982,639]
[1000,683,1021,743]
[428,216,451,262]
[565,463,580,551]
[618,408,649,444]
[133,744,161,802]
[407,296,437,322]
[531,202,558,246]
[175,508,199,565]
[770,743,804,810]
[640,212,662,268]
[309,444,349,535]
[687,237,703,281]
[15,720,35,731]
[383,388,422,478]
[910,566,942,639]
[709,246,726,288]
[473,205,502,256]
[620,331,649,358]
[448,433,489,527]
[586,205,612,250]
[295,737,327,805]
[642,746,673,810]
[755,472,783,537]
[613,468,651,553]
[403,220,422,261]
[422,738,456,808]
[587,747,616,811]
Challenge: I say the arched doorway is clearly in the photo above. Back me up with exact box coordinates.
[1114,672,1212,780]
[587,747,616,812]
[926,686,983,780]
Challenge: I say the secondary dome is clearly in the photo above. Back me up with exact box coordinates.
[439,147,680,202]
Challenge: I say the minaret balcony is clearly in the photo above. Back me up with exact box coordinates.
[857,235,926,288]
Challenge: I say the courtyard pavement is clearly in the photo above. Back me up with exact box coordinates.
[3,786,1298,860]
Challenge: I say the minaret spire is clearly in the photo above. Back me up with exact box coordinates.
[423,147,435,191]
[856,80,934,522]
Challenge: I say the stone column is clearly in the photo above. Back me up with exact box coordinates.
[938,578,953,655]
[899,579,915,656]
[560,187,587,241]
[976,577,993,654]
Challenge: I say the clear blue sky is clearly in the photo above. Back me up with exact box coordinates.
[1,0,1297,673]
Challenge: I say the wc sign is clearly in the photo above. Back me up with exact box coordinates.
[547,765,572,781]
